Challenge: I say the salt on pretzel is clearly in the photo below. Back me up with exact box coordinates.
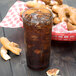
[0,46,11,61]
[0,37,21,55]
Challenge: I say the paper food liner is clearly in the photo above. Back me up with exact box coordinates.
[0,1,76,41]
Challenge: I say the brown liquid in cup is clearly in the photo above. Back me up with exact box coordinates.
[23,8,53,70]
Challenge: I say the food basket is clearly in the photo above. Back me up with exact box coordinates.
[0,1,76,41]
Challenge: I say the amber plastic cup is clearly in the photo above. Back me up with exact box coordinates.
[22,8,53,70]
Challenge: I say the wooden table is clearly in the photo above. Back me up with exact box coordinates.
[0,0,76,76]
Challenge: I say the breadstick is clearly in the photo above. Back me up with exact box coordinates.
[0,37,21,55]
[0,46,11,61]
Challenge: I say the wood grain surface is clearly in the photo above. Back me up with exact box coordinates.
[0,0,76,76]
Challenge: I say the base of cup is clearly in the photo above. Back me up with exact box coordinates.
[27,63,49,71]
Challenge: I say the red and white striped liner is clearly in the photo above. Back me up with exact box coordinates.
[0,1,76,41]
